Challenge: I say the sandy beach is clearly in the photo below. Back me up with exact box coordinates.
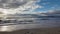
[0,27,60,34]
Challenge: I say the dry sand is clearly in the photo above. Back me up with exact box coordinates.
[0,27,60,34]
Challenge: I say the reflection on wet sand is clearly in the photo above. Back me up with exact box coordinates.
[0,21,60,32]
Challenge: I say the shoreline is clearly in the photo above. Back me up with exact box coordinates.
[0,27,60,34]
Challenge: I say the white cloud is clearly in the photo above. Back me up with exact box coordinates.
[15,0,42,14]
[0,0,42,14]
[42,2,50,5]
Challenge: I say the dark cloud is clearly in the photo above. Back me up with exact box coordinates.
[0,0,41,14]
[52,10,60,14]
[48,10,60,14]
[44,10,60,16]
[0,0,27,8]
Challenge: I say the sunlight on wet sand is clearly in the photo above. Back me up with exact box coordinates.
[0,27,60,34]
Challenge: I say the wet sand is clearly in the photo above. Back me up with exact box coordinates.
[0,27,60,34]
[0,20,60,34]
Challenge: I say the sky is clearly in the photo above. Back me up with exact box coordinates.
[0,0,60,14]
[35,0,60,12]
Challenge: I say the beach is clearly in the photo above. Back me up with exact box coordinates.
[0,19,60,34]
[0,27,60,34]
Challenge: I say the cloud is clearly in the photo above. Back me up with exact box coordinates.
[0,0,28,8]
[35,10,60,16]
[15,0,42,14]
[43,10,60,16]
[0,0,42,14]
[48,10,60,14]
